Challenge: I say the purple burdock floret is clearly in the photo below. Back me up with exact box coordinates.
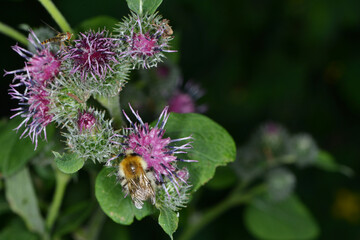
[130,32,158,57]
[113,104,196,192]
[168,80,207,114]
[8,72,53,149]
[77,110,96,133]
[66,29,118,80]
[168,93,196,113]
[4,30,60,149]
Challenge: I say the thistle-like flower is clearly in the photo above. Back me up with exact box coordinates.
[115,12,176,69]
[64,108,120,163]
[108,105,195,210]
[64,29,129,97]
[65,29,119,80]
[5,30,61,148]
[168,80,207,113]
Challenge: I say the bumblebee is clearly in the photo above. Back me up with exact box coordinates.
[118,150,156,209]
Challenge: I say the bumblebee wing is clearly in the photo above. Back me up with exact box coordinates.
[128,173,156,209]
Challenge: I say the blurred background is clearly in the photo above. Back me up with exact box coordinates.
[1,0,360,239]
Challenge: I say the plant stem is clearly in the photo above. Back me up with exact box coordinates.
[38,0,73,33]
[45,169,70,231]
[86,207,107,240]
[179,184,265,240]
[95,94,123,129]
[0,22,28,45]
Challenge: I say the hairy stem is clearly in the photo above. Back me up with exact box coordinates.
[38,0,73,33]
[0,22,28,45]
[45,169,71,231]
[179,184,265,240]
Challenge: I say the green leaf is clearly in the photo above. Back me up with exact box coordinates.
[158,207,178,240]
[53,151,84,174]
[244,194,319,240]
[0,218,40,240]
[5,167,45,236]
[76,15,119,32]
[95,168,155,225]
[315,150,353,177]
[164,113,236,192]
[54,201,94,237]
[126,0,163,16]
[0,196,10,216]
[0,119,55,177]
[205,166,237,190]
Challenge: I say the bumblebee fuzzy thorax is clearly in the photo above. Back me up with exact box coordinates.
[118,152,156,209]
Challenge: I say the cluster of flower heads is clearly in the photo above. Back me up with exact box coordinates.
[6,31,61,149]
[107,105,195,210]
[235,122,319,201]
[5,12,175,148]
[5,12,195,211]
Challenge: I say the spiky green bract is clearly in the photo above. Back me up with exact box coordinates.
[63,108,120,163]
[156,179,191,212]
[61,56,130,98]
[114,12,175,69]
[48,74,88,127]
[84,62,130,97]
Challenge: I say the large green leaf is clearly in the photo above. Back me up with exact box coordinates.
[95,168,155,225]
[5,167,45,236]
[53,151,84,174]
[126,0,163,16]
[244,194,319,240]
[164,113,236,192]
[0,119,55,177]
[158,207,178,240]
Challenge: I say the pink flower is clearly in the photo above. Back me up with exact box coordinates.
[108,104,196,200]
[5,30,60,149]
[77,110,97,133]
[66,29,118,80]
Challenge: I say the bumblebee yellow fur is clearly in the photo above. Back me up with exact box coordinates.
[118,150,156,209]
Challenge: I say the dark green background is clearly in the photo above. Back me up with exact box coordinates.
[1,0,360,239]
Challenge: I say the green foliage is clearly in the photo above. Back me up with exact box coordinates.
[0,218,40,240]
[126,0,163,16]
[164,113,237,192]
[244,194,319,240]
[315,150,354,177]
[95,168,155,225]
[0,119,54,177]
[158,207,178,240]
[205,166,237,190]
[4,167,45,237]
[53,201,94,237]
[53,151,84,174]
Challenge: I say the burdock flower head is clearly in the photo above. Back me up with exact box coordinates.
[107,104,195,210]
[168,80,207,114]
[5,30,61,148]
[64,108,120,163]
[115,12,176,69]
[65,29,119,80]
